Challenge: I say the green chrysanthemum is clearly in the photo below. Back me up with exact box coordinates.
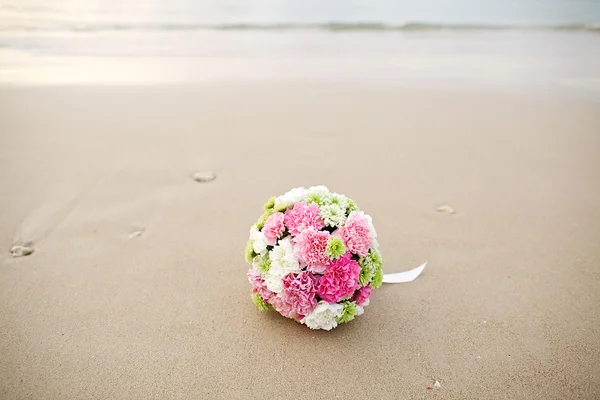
[337,301,358,323]
[245,240,256,263]
[306,192,326,206]
[347,198,359,213]
[273,203,290,213]
[320,204,347,227]
[251,294,271,311]
[358,248,383,286]
[371,263,384,288]
[263,196,275,210]
[323,193,350,210]
[253,253,271,276]
[256,209,274,229]
[325,236,346,260]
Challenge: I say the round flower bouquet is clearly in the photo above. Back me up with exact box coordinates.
[245,186,383,330]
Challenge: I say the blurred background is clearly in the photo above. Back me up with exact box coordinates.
[1,0,599,88]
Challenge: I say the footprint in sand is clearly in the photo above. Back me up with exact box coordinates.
[10,243,35,257]
[436,204,456,214]
[193,171,217,183]
[128,227,146,239]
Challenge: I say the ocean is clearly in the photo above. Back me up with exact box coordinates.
[1,0,599,88]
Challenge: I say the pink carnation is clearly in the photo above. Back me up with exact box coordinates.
[282,272,319,316]
[268,295,297,320]
[284,202,325,237]
[338,212,373,257]
[262,212,285,245]
[247,270,275,301]
[293,228,331,273]
[317,253,361,303]
[351,285,372,306]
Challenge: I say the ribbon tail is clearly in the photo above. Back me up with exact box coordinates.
[382,262,427,283]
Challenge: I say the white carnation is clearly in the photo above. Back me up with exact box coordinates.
[264,238,300,293]
[355,305,365,316]
[274,187,308,208]
[249,226,269,255]
[307,185,330,196]
[301,301,344,330]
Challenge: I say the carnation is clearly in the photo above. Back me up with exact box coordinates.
[249,226,269,255]
[262,212,285,245]
[338,211,376,257]
[284,202,325,237]
[351,285,372,306]
[317,253,361,303]
[301,301,344,330]
[282,271,319,316]
[274,187,308,209]
[265,238,301,293]
[293,228,331,273]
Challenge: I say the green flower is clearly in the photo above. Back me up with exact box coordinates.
[245,240,256,263]
[323,193,349,210]
[337,301,358,323]
[347,198,359,213]
[371,263,384,288]
[253,253,271,276]
[358,248,383,286]
[251,294,271,311]
[263,196,275,210]
[320,204,347,227]
[306,192,326,206]
[325,236,346,260]
[256,209,274,230]
[273,203,290,213]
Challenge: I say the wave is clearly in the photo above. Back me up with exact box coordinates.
[1,21,599,33]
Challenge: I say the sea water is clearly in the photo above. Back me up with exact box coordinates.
[1,0,599,88]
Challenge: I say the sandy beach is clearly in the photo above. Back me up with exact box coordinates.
[0,83,599,398]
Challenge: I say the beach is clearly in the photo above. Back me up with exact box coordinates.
[1,83,599,398]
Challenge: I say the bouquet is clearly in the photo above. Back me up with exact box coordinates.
[245,186,382,330]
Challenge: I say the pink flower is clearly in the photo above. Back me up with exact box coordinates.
[282,271,319,316]
[284,202,325,237]
[293,228,331,272]
[317,253,361,303]
[247,269,275,301]
[262,212,285,245]
[338,211,374,257]
[268,295,297,319]
[351,285,372,306]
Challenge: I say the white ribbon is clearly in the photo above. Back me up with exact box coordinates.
[382,262,427,283]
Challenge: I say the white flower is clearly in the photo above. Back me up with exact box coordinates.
[319,204,347,227]
[264,272,284,294]
[307,185,330,196]
[355,304,365,316]
[301,301,344,330]
[323,193,349,210]
[249,226,269,255]
[264,238,300,293]
[274,187,308,208]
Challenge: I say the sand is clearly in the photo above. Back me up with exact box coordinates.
[0,84,599,399]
